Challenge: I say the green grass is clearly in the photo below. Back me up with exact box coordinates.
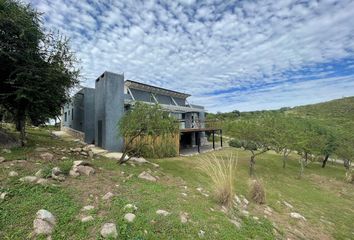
[1,128,353,239]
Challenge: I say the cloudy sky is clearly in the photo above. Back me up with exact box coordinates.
[28,0,354,112]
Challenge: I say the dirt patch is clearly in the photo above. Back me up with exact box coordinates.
[0,128,20,148]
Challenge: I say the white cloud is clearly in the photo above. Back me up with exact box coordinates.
[27,0,354,112]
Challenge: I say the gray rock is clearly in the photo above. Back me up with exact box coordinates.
[33,209,56,236]
[124,204,138,212]
[0,156,5,163]
[20,176,38,183]
[0,192,8,199]
[2,149,11,154]
[138,171,157,182]
[283,201,294,209]
[180,212,189,223]
[80,151,88,156]
[36,178,49,185]
[51,167,65,181]
[290,212,306,221]
[76,165,95,176]
[72,147,82,152]
[35,169,45,178]
[198,230,205,238]
[8,171,18,177]
[124,213,136,222]
[69,169,80,177]
[130,157,148,163]
[100,223,118,239]
[102,192,114,200]
[40,152,54,161]
[81,216,94,222]
[156,209,170,216]
[88,151,94,158]
[82,205,95,211]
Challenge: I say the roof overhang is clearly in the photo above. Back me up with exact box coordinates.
[124,99,204,113]
[125,80,191,99]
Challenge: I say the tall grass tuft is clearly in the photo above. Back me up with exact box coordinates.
[199,153,238,207]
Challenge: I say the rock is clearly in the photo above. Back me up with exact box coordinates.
[138,171,157,182]
[102,192,114,200]
[72,147,82,152]
[156,209,170,216]
[230,219,241,229]
[88,151,94,158]
[100,223,118,239]
[0,157,5,163]
[82,205,95,211]
[181,193,187,197]
[33,209,56,236]
[35,169,45,178]
[73,160,92,167]
[283,201,293,209]
[242,197,249,205]
[76,165,95,176]
[69,169,80,177]
[40,152,54,161]
[35,147,48,152]
[51,167,65,181]
[241,210,249,216]
[36,178,49,185]
[124,213,136,222]
[151,162,159,168]
[124,204,138,212]
[80,151,88,156]
[253,216,259,220]
[0,192,8,199]
[180,212,189,223]
[20,176,38,183]
[81,216,94,222]
[2,149,11,154]
[198,230,205,238]
[130,157,148,163]
[264,206,273,216]
[234,194,241,204]
[290,212,306,221]
[8,171,18,177]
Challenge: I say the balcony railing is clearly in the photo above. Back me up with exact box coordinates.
[178,119,221,130]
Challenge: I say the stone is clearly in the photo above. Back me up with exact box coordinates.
[8,171,18,177]
[0,192,8,199]
[80,151,88,156]
[35,169,45,178]
[35,147,48,152]
[40,152,54,161]
[0,157,5,163]
[124,204,138,212]
[181,193,188,197]
[234,194,241,204]
[241,210,249,216]
[138,171,157,182]
[124,213,136,222]
[242,197,249,205]
[198,230,205,238]
[230,219,241,229]
[2,149,11,154]
[102,192,114,200]
[72,147,82,152]
[82,205,95,211]
[81,216,94,222]
[264,206,273,216]
[51,167,65,181]
[36,178,49,185]
[180,212,189,223]
[156,209,170,216]
[88,151,94,158]
[69,169,80,177]
[76,165,95,176]
[283,201,294,209]
[100,223,118,239]
[130,157,148,163]
[290,212,306,221]
[151,162,160,168]
[20,176,38,183]
[33,209,56,236]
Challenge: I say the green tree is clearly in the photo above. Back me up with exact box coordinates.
[0,0,79,145]
[117,102,178,164]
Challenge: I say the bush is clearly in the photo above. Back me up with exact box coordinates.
[249,179,266,204]
[229,139,242,148]
[199,154,237,207]
[58,160,73,175]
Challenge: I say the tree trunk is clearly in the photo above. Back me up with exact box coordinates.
[299,158,304,178]
[16,111,26,146]
[283,151,288,168]
[304,152,308,167]
[322,154,330,168]
[249,155,255,177]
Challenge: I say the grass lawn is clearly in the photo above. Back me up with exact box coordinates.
[0,127,353,239]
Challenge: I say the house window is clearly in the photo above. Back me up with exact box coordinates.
[64,112,67,122]
[72,108,74,120]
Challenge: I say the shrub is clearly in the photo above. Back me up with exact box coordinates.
[199,154,237,207]
[58,160,73,175]
[249,179,266,204]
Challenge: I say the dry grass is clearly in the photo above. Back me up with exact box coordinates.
[249,179,266,204]
[198,153,238,207]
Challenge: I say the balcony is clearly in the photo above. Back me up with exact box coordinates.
[178,119,221,130]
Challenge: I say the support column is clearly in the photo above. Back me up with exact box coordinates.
[197,132,200,153]
[212,130,215,149]
[220,129,223,148]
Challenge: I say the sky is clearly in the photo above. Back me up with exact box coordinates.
[27,0,354,112]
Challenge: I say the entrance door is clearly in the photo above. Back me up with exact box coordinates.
[97,120,102,147]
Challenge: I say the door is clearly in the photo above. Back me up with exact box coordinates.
[97,120,102,147]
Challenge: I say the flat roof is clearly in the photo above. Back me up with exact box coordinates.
[125,80,191,99]
[180,128,222,133]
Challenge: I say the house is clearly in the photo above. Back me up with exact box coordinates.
[61,71,222,154]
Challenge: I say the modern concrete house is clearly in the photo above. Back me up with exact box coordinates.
[61,71,222,154]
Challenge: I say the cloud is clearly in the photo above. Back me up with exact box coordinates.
[27,0,354,112]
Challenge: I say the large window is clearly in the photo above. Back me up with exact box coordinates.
[72,108,74,120]
[64,112,67,121]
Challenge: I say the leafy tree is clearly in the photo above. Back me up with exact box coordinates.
[335,133,354,182]
[0,0,79,145]
[117,102,178,164]
[228,115,275,176]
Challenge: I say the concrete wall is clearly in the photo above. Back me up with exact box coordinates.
[95,72,125,151]
[83,88,95,144]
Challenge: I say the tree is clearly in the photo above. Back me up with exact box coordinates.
[0,0,79,145]
[117,102,178,164]
[228,115,275,176]
[335,133,354,182]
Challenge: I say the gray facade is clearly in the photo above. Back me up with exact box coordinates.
[61,71,206,152]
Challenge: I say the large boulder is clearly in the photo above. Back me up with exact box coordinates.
[138,171,157,182]
[0,156,5,163]
[100,223,118,238]
[70,161,95,177]
[51,167,65,181]
[33,209,56,236]
[76,165,95,176]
